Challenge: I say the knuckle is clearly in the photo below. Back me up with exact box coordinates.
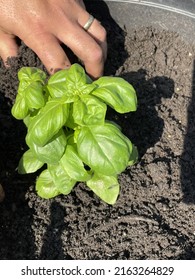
[88,45,103,63]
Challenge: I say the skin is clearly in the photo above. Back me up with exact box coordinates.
[0,0,107,79]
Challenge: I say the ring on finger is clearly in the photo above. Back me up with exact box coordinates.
[83,14,95,31]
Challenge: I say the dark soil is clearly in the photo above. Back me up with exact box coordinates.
[0,4,195,259]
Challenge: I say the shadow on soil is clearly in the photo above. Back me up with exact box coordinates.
[115,70,174,157]
[0,94,36,259]
[39,201,73,260]
[123,67,195,206]
[180,60,195,204]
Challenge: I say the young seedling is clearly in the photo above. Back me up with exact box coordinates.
[11,64,138,204]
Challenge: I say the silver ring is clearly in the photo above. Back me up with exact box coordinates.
[83,14,95,31]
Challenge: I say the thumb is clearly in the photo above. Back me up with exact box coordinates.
[0,31,19,66]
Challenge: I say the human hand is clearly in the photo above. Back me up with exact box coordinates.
[0,0,107,79]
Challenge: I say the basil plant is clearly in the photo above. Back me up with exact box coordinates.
[11,64,138,204]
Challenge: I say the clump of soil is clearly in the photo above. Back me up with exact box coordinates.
[0,11,195,259]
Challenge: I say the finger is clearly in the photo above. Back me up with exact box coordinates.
[23,33,71,74]
[83,18,107,62]
[0,31,19,66]
[58,22,105,79]
[77,0,86,9]
[77,11,107,60]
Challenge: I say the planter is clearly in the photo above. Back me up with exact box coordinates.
[0,0,195,259]
[106,0,195,44]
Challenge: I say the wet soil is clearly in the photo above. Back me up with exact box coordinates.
[0,5,195,259]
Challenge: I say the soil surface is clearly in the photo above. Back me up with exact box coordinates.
[0,3,195,259]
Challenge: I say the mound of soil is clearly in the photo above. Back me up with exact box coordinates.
[0,4,195,259]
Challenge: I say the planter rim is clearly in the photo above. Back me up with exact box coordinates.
[106,0,195,19]
[104,0,195,45]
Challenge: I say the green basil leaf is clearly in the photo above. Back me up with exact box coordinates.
[30,129,67,164]
[76,122,131,175]
[66,64,96,95]
[18,67,47,83]
[65,63,92,91]
[26,99,69,147]
[18,149,44,174]
[79,84,97,95]
[73,95,106,126]
[128,143,138,166]
[23,110,39,127]
[65,104,77,129]
[24,81,45,110]
[12,67,47,120]
[66,133,75,146]
[36,169,60,199]
[92,77,137,113]
[47,64,95,99]
[87,173,119,205]
[60,145,91,181]
[46,69,72,99]
[17,68,46,110]
[48,164,76,195]
[11,95,29,120]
